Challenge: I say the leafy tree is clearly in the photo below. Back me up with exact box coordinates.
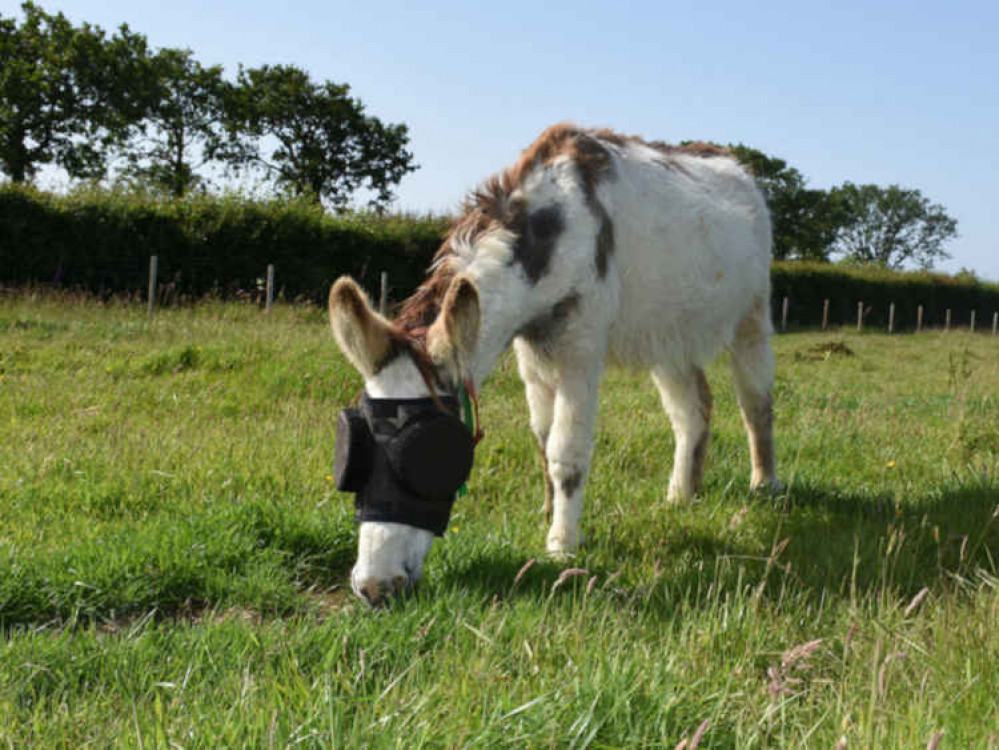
[829,182,958,269]
[217,64,416,208]
[729,145,844,261]
[120,48,225,197]
[0,2,154,183]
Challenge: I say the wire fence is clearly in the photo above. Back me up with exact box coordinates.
[773,295,998,335]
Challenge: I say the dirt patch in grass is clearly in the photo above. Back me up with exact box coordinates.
[307,586,356,619]
[795,340,856,362]
[92,588,356,635]
[94,601,262,635]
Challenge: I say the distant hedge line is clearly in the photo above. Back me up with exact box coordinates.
[2,185,997,329]
[0,184,447,303]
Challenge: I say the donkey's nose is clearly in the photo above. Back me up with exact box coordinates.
[356,575,409,607]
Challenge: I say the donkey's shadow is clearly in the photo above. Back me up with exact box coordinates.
[433,478,999,615]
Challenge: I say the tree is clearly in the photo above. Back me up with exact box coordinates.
[829,183,958,269]
[0,2,154,183]
[218,65,416,208]
[120,48,225,197]
[729,145,845,261]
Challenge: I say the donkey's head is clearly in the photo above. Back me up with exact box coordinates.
[328,275,480,606]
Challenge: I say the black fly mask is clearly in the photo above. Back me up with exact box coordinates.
[333,393,476,536]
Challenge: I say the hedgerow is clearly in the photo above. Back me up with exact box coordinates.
[0,184,446,303]
[2,184,997,328]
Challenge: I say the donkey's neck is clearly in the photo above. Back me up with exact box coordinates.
[469,321,514,391]
[465,279,540,391]
[462,266,565,392]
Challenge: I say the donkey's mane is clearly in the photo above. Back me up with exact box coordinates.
[392,252,456,338]
[392,124,732,338]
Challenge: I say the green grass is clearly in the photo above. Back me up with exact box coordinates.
[1,292,998,747]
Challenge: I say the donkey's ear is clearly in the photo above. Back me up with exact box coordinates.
[427,275,480,378]
[328,277,395,378]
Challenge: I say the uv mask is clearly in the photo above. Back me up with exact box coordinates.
[333,393,476,536]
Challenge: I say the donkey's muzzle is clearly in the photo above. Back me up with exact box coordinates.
[333,393,475,536]
[354,574,410,607]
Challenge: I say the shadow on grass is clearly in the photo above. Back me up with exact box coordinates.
[434,478,999,616]
[750,480,999,602]
[5,479,996,629]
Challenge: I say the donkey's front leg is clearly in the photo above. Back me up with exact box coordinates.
[525,377,556,519]
[545,364,603,559]
[515,343,557,519]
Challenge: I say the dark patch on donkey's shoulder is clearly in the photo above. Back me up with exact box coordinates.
[511,203,565,284]
[517,292,580,352]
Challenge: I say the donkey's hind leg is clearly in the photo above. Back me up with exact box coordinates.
[651,366,713,503]
[729,300,778,491]
[515,342,556,518]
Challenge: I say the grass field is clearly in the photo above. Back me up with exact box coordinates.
[1,293,998,748]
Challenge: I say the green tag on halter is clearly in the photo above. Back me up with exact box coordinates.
[457,385,474,497]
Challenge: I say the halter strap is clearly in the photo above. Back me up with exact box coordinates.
[460,378,485,445]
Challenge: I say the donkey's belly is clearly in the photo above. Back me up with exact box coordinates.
[606,233,769,370]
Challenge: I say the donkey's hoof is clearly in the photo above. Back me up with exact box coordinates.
[666,488,693,504]
[751,478,784,497]
[547,531,584,561]
[548,549,575,564]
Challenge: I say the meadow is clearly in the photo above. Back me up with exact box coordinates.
[1,292,997,748]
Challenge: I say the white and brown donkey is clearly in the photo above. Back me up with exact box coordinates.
[330,124,778,605]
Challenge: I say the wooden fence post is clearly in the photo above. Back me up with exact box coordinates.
[857,301,863,333]
[970,309,976,333]
[888,302,895,333]
[379,272,389,316]
[822,299,829,331]
[917,305,923,332]
[781,297,789,332]
[945,309,951,332]
[993,311,998,337]
[147,255,158,319]
[265,264,275,313]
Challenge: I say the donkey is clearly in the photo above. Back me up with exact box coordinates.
[329,123,778,605]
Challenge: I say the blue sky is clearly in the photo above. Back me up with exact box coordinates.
[6,0,998,279]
